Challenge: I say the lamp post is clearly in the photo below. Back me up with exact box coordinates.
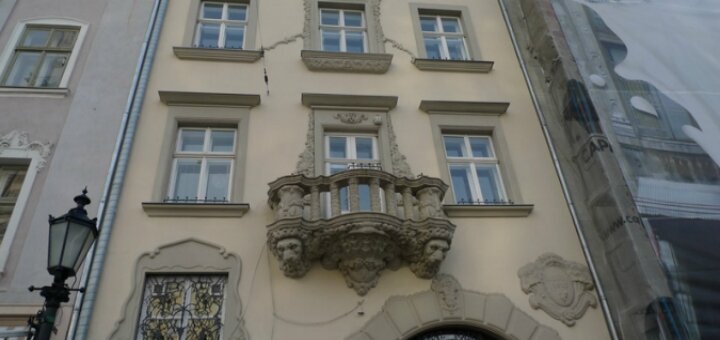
[28,189,98,340]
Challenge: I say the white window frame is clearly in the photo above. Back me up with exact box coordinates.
[319,8,368,53]
[419,14,470,60]
[324,133,382,215]
[194,1,249,49]
[167,127,237,203]
[0,18,88,89]
[443,134,508,204]
[136,274,227,340]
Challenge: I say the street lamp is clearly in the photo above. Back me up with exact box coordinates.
[28,189,98,340]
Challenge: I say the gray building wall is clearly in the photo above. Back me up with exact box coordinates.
[0,0,155,336]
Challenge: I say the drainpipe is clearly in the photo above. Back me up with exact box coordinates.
[67,0,167,338]
[496,1,620,339]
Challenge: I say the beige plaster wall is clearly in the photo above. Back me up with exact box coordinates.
[87,0,611,339]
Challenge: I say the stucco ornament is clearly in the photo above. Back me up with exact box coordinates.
[431,273,463,315]
[0,130,52,169]
[518,253,598,326]
[295,111,315,176]
[334,112,367,124]
[276,185,305,219]
[386,115,413,178]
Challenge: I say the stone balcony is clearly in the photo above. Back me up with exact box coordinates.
[266,168,456,295]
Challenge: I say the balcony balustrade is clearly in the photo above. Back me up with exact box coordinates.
[266,168,455,295]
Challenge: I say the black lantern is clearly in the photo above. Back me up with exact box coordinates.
[28,189,98,340]
[47,189,98,279]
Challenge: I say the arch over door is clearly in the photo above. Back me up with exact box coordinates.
[347,274,561,340]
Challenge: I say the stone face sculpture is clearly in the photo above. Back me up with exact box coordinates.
[410,239,450,279]
[275,238,311,278]
[518,253,598,326]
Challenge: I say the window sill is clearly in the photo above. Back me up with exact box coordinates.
[0,87,69,97]
[443,204,533,217]
[301,50,393,74]
[142,202,250,217]
[173,47,263,63]
[413,58,494,73]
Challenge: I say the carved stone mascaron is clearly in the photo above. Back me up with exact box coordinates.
[266,169,455,295]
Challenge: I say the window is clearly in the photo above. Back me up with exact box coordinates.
[168,128,236,203]
[195,2,248,49]
[0,164,27,240]
[319,8,367,53]
[419,15,469,60]
[136,274,227,340]
[325,134,380,213]
[1,25,79,87]
[443,135,507,204]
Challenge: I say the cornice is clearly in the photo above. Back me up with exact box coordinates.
[158,91,261,107]
[302,92,397,110]
[173,47,263,62]
[419,100,509,115]
[413,58,494,73]
[301,50,393,73]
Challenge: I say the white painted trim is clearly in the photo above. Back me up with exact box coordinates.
[0,132,53,275]
[0,18,89,89]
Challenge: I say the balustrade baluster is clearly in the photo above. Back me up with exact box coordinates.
[348,177,359,212]
[370,177,381,212]
[403,187,414,220]
[330,182,340,217]
[385,183,397,216]
[310,185,320,220]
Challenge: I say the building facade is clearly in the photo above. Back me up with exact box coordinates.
[501,0,720,338]
[0,0,155,337]
[79,0,612,339]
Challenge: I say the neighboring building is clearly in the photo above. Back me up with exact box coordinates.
[501,0,720,338]
[0,0,155,337]
[79,0,612,339]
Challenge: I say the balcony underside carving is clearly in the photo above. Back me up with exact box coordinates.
[267,169,456,295]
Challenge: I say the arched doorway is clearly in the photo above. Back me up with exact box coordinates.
[408,325,503,340]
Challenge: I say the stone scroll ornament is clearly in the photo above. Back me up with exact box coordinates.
[518,253,597,326]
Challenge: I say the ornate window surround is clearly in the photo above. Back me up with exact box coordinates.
[174,0,262,62]
[141,91,259,217]
[0,18,88,95]
[301,0,393,73]
[109,238,249,340]
[0,130,51,275]
[421,100,533,217]
[297,93,413,178]
[347,274,561,340]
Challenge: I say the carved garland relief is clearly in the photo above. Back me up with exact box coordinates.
[518,253,598,326]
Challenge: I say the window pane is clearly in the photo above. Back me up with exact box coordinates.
[355,137,374,159]
[21,29,50,47]
[446,37,468,60]
[205,160,231,201]
[197,23,220,48]
[469,137,493,158]
[224,26,245,49]
[420,17,438,32]
[328,163,347,174]
[48,30,78,49]
[344,11,363,27]
[179,130,205,152]
[173,160,201,199]
[321,29,341,52]
[328,137,347,158]
[227,5,247,21]
[450,165,474,204]
[3,52,41,87]
[201,3,223,19]
[210,130,234,152]
[345,31,365,53]
[320,10,340,25]
[340,186,349,212]
[476,165,503,203]
[358,184,371,211]
[441,18,462,33]
[0,168,26,198]
[423,37,442,59]
[33,53,67,88]
[443,136,467,157]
